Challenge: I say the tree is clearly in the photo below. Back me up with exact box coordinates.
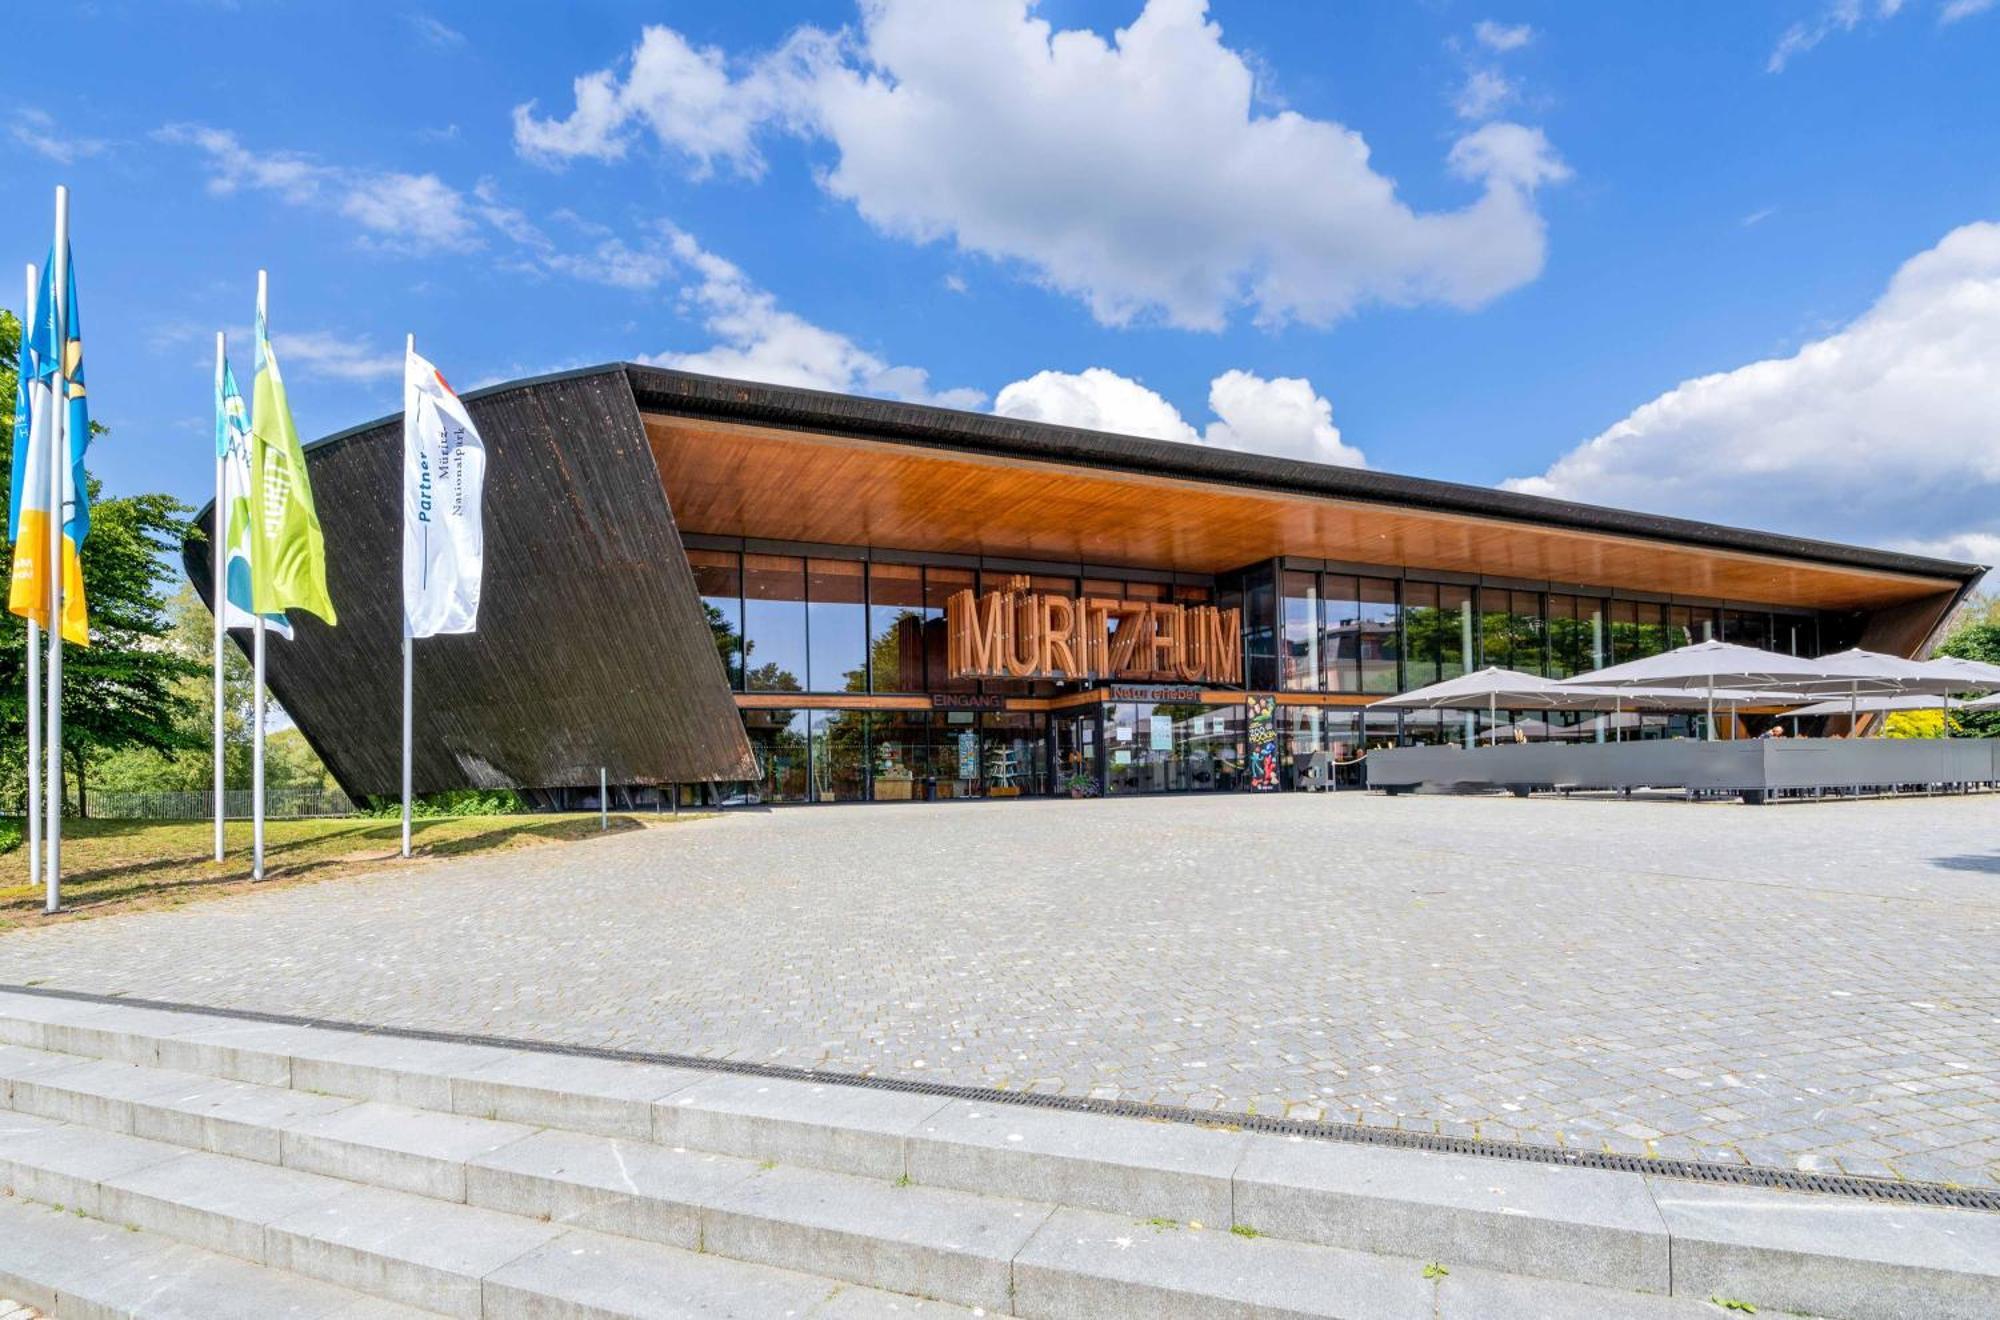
[1933,605,2000,740]
[0,309,206,813]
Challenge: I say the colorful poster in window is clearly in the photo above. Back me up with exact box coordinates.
[1248,695,1279,790]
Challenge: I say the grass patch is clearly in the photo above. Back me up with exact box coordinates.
[0,812,706,927]
[1230,1223,1260,1239]
[1422,1262,1450,1280]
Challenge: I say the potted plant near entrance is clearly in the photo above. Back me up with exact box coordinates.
[1064,771,1100,799]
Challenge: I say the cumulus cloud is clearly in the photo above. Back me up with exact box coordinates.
[993,366,1365,467]
[514,0,1568,330]
[641,233,984,408]
[1503,221,2000,563]
[271,330,404,382]
[1941,0,1995,20]
[157,124,479,255]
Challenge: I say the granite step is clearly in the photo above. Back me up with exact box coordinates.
[0,991,1996,1320]
[0,1190,430,1319]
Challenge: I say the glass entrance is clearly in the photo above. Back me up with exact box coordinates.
[1054,710,1101,795]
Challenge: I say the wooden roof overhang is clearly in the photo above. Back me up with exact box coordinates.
[628,367,1980,615]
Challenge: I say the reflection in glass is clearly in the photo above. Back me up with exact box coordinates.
[686,548,743,689]
[868,563,928,692]
[1438,583,1473,681]
[924,566,976,692]
[810,709,867,801]
[808,558,867,692]
[744,707,808,802]
[867,710,928,800]
[1357,577,1399,692]
[981,712,1047,796]
[931,710,981,797]
[743,554,806,692]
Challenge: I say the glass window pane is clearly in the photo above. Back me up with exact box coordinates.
[1480,588,1511,671]
[981,712,1046,797]
[686,548,743,689]
[743,555,806,692]
[867,711,927,800]
[1400,581,1440,690]
[868,563,927,692]
[1322,574,1361,692]
[924,567,976,691]
[807,558,867,692]
[1280,571,1319,690]
[1509,590,1545,676]
[1438,584,1472,680]
[932,709,981,796]
[1357,577,1399,693]
[743,707,808,802]
[810,709,867,801]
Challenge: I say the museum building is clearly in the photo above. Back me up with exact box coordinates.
[185,364,1986,807]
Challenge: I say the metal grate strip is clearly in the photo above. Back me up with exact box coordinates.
[7,982,1993,1213]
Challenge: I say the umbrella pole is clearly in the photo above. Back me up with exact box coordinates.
[1706,678,1715,742]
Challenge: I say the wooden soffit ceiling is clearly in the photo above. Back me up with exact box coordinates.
[643,415,1955,611]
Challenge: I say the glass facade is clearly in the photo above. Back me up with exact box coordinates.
[687,543,1844,801]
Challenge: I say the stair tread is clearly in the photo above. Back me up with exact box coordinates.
[0,1194,433,1319]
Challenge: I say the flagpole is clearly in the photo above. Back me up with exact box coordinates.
[45,186,68,915]
[401,333,414,860]
[213,332,227,862]
[251,271,267,882]
[22,263,40,896]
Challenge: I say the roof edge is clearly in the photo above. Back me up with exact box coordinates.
[624,363,1987,587]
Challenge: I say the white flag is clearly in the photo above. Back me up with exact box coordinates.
[403,348,486,638]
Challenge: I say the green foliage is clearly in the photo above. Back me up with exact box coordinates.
[362,788,525,818]
[1934,602,2000,739]
[1422,1262,1450,1281]
[0,818,20,855]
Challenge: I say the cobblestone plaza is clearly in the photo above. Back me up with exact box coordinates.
[1,793,1995,1188]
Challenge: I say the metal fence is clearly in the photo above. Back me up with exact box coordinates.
[73,788,358,821]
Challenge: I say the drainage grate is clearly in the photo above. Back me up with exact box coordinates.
[8,982,1995,1213]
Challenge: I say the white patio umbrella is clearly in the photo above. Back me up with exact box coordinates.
[1959,691,2000,711]
[1558,641,1836,740]
[1811,649,1970,734]
[1787,693,1966,716]
[1371,667,1577,748]
[1917,655,2000,692]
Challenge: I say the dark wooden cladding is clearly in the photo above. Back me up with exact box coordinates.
[183,368,755,799]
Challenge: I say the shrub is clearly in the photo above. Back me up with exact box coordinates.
[363,789,525,818]
[0,819,21,856]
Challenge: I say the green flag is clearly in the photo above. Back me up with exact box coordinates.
[249,305,337,624]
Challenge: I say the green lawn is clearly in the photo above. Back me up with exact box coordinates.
[0,813,700,926]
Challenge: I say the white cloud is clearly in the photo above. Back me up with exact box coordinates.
[514,0,1568,331]
[993,365,1366,467]
[1454,69,1514,121]
[513,24,784,176]
[9,109,108,164]
[1767,0,1923,72]
[994,368,1197,443]
[271,330,403,382]
[1474,20,1534,52]
[1941,0,1995,21]
[407,13,466,49]
[641,231,984,409]
[1741,206,1778,227]
[157,124,479,254]
[1504,221,2000,562]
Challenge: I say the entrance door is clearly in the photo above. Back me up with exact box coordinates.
[1053,710,1101,795]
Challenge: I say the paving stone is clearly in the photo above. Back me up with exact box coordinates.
[0,794,1995,1189]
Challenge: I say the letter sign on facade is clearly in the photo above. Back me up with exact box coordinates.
[945,577,1242,685]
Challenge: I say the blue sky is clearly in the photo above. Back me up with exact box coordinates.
[6,0,1999,564]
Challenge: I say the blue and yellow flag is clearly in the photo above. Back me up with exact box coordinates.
[8,249,89,645]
